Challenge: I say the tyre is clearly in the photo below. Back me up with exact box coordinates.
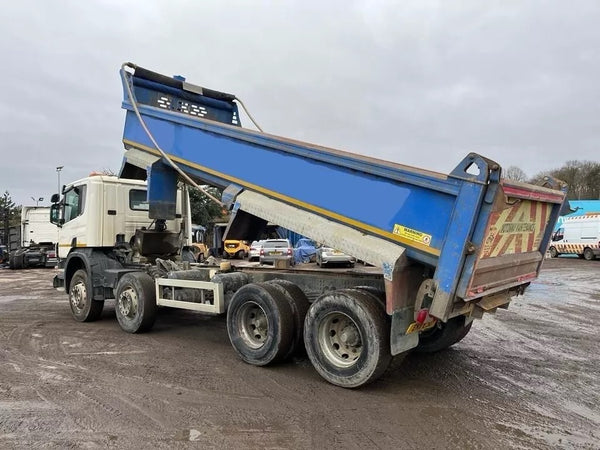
[227,283,294,366]
[115,272,157,333]
[304,289,391,388]
[549,246,559,258]
[181,248,196,263]
[69,269,104,322]
[267,280,310,358]
[197,252,205,263]
[9,253,23,270]
[354,286,386,307]
[236,250,246,259]
[583,247,595,261]
[414,315,473,353]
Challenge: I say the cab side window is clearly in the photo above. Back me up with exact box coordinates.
[129,189,149,211]
[63,185,86,223]
[552,228,564,242]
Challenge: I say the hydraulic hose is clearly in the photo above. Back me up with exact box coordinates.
[120,62,224,206]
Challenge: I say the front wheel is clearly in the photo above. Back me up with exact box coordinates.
[115,272,157,333]
[414,315,473,353]
[583,247,595,261]
[549,246,559,258]
[304,289,391,388]
[69,269,104,322]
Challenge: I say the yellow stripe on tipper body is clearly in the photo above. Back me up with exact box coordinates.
[123,139,442,257]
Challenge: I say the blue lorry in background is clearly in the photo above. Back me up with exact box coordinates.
[52,63,566,387]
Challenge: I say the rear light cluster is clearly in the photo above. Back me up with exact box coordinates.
[260,249,264,256]
[287,248,292,256]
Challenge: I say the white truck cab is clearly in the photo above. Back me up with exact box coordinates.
[51,174,189,259]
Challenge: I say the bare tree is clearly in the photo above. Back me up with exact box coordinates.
[532,160,600,200]
[503,166,528,182]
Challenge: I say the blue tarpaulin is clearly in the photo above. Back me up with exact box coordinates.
[293,238,316,264]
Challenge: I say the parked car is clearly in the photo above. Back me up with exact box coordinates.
[223,240,250,259]
[293,238,317,264]
[248,240,266,261]
[316,246,355,268]
[259,239,294,265]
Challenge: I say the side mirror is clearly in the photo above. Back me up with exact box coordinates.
[50,203,62,227]
[51,193,60,203]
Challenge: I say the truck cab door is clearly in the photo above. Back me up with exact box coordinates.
[57,184,88,259]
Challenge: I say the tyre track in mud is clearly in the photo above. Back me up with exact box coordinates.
[0,261,599,449]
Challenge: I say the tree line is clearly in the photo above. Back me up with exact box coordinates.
[0,191,20,246]
[504,160,600,200]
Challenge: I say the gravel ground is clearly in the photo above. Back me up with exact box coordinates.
[0,258,598,449]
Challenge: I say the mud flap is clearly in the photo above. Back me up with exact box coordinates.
[53,274,65,289]
[390,307,419,355]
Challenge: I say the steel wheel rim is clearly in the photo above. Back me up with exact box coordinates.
[318,312,362,368]
[118,287,138,319]
[70,281,87,313]
[238,301,268,349]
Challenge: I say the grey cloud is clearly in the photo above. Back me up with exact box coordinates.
[0,0,598,206]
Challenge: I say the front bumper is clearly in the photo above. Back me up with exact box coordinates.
[322,254,355,264]
[260,255,294,265]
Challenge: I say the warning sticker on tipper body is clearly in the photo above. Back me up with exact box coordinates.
[392,224,432,246]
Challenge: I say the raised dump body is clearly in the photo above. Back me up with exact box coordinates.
[119,64,565,324]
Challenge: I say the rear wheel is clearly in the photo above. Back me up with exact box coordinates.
[236,250,246,259]
[267,280,310,358]
[583,247,595,261]
[69,269,104,322]
[304,289,391,388]
[414,315,473,353]
[549,246,559,258]
[115,272,157,333]
[227,283,294,366]
[354,286,386,307]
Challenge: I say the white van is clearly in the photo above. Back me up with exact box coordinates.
[549,214,600,260]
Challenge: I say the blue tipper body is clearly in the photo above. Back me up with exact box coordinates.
[119,65,566,320]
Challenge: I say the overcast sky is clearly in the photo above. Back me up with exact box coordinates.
[1,0,599,206]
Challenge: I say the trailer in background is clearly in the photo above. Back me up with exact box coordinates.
[9,206,58,269]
